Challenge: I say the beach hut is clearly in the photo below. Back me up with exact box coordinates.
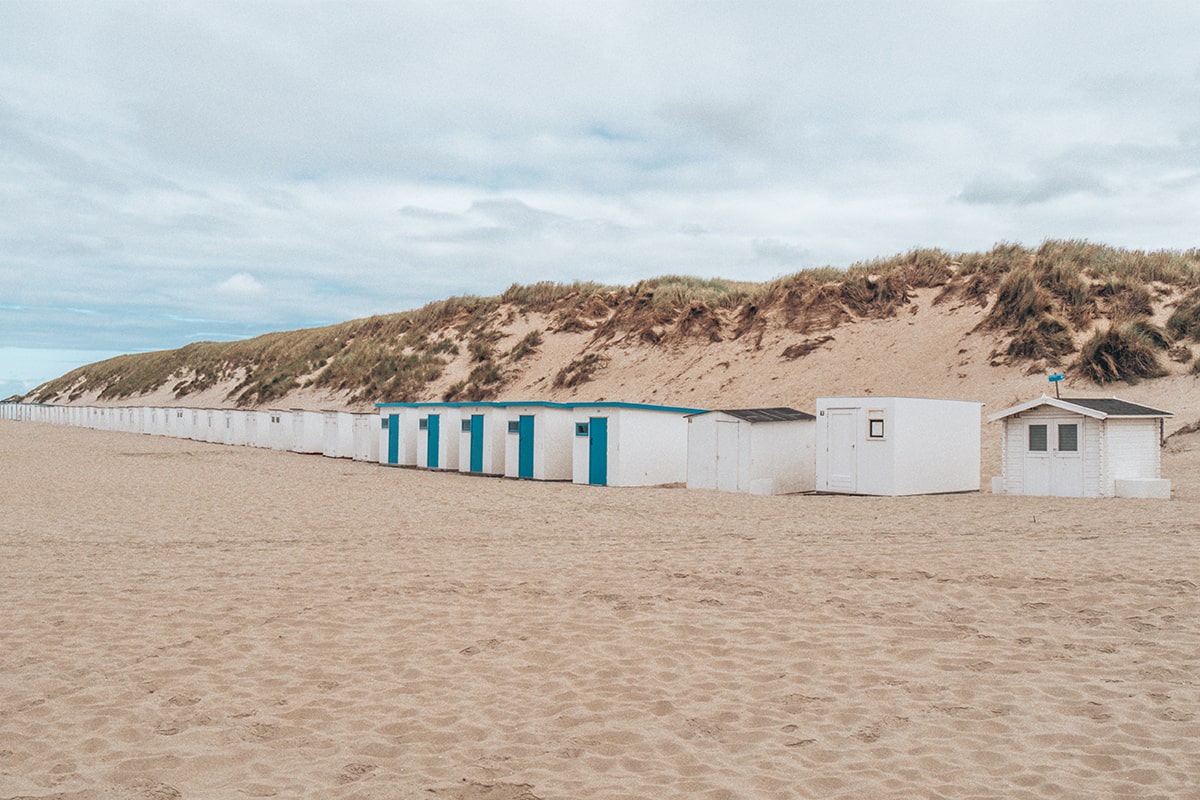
[200,409,222,443]
[322,411,356,459]
[503,403,575,481]
[686,407,816,495]
[376,404,420,467]
[164,408,185,438]
[352,413,380,462]
[457,404,507,476]
[571,402,703,487]
[416,406,461,470]
[815,396,983,496]
[268,409,293,451]
[988,395,1172,499]
[224,410,249,446]
[242,409,259,447]
[291,409,325,454]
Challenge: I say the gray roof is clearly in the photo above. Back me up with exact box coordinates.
[714,407,815,423]
[1059,398,1172,417]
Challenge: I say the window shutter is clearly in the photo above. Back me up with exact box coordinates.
[1058,423,1078,452]
[1028,424,1048,452]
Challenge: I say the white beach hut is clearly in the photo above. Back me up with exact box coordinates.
[268,409,293,451]
[291,409,325,454]
[184,409,204,440]
[376,404,420,466]
[225,410,250,446]
[416,406,461,470]
[242,409,260,447]
[571,402,703,487]
[322,411,356,459]
[988,395,1172,499]
[352,413,380,462]
[255,410,276,448]
[815,396,983,496]
[457,404,507,476]
[200,409,222,443]
[503,403,575,481]
[165,408,186,438]
[686,407,816,495]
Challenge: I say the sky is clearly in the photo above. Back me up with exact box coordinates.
[2,1,1200,399]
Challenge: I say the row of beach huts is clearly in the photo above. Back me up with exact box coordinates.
[0,394,1174,498]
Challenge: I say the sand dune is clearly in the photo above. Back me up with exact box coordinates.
[2,421,1198,799]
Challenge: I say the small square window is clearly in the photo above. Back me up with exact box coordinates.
[461,419,472,432]
[418,417,428,430]
[507,420,520,434]
[868,417,885,439]
[1028,424,1048,452]
[381,417,389,429]
[575,422,590,437]
[1058,423,1078,452]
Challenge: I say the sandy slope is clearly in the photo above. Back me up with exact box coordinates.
[2,421,1198,799]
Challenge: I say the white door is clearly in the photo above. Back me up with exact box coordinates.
[826,408,857,493]
[1022,418,1083,497]
[715,420,741,491]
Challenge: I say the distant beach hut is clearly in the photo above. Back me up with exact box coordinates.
[815,397,983,496]
[164,408,185,438]
[503,403,575,481]
[571,402,703,487]
[988,395,1172,499]
[268,409,293,451]
[224,410,248,446]
[456,404,507,476]
[322,411,356,459]
[352,413,380,462]
[375,404,420,467]
[291,409,325,454]
[200,409,221,443]
[417,406,461,470]
[686,407,816,495]
[185,409,205,440]
[242,409,260,447]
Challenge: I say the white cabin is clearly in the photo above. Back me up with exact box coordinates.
[291,409,325,454]
[687,408,816,495]
[815,397,983,496]
[376,405,420,466]
[457,404,507,476]
[268,409,293,451]
[504,403,575,481]
[571,403,701,487]
[351,413,381,462]
[988,396,1171,499]
[322,411,356,459]
[416,407,460,470]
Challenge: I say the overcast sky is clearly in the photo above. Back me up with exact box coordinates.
[3,1,1199,398]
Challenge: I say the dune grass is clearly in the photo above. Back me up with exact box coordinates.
[28,241,1200,405]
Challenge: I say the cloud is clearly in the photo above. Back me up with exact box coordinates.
[215,272,265,296]
[958,169,1112,207]
[3,1,1200,387]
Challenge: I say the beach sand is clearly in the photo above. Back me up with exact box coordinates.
[2,420,1198,799]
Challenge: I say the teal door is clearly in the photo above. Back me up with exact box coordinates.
[588,417,608,485]
[387,414,399,464]
[518,415,535,478]
[469,414,484,473]
[427,414,440,469]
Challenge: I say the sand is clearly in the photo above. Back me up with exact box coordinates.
[2,421,1198,799]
